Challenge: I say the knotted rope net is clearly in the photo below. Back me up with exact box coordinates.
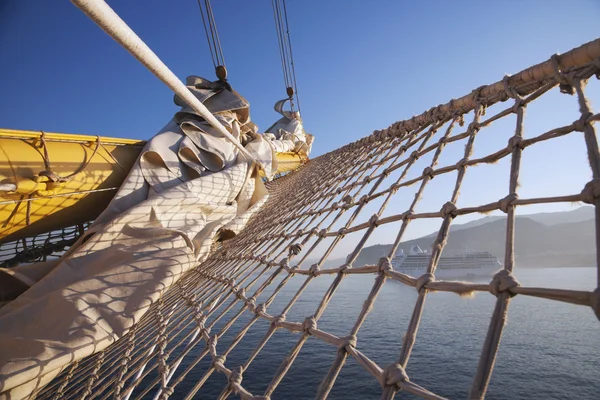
[34,40,600,399]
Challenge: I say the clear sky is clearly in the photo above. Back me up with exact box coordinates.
[1,1,599,257]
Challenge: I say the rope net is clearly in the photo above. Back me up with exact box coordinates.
[33,43,600,399]
[0,222,92,268]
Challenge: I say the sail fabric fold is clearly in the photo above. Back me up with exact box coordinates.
[0,76,304,399]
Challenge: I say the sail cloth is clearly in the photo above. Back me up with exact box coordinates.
[0,76,310,399]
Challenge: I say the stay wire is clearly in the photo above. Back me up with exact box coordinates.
[282,0,301,114]
[197,0,225,70]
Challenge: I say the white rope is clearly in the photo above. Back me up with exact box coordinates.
[69,0,255,162]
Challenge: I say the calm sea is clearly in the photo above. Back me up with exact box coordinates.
[178,267,599,399]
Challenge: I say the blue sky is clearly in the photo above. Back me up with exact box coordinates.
[1,1,599,253]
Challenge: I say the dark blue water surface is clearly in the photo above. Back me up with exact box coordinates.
[176,267,599,399]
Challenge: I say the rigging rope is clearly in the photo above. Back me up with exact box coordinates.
[197,0,228,81]
[271,0,301,114]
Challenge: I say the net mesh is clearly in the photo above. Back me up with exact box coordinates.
[0,222,92,268]
[30,48,600,399]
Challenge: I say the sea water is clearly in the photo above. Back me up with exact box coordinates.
[178,267,599,399]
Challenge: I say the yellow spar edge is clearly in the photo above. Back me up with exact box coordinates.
[0,128,308,243]
[0,128,145,146]
[0,128,143,243]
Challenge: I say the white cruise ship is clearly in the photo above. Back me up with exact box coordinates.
[391,245,502,279]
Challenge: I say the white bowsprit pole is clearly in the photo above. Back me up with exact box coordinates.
[70,0,254,161]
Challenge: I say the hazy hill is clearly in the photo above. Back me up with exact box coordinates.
[315,207,596,269]
[427,206,594,237]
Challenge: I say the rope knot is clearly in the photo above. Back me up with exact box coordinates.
[378,257,393,273]
[246,296,257,312]
[342,194,354,205]
[359,195,369,205]
[455,157,468,170]
[228,366,243,387]
[255,303,267,316]
[331,201,340,210]
[236,287,246,300]
[212,355,226,368]
[310,227,319,236]
[340,334,357,350]
[369,214,380,226]
[468,121,480,133]
[415,273,434,293]
[390,182,401,194]
[37,170,66,183]
[363,176,372,185]
[381,363,409,388]
[271,313,286,328]
[160,386,174,397]
[422,166,434,180]
[550,53,575,94]
[489,270,520,297]
[575,111,593,132]
[302,316,317,334]
[280,257,290,269]
[409,151,419,162]
[499,193,519,213]
[339,263,352,274]
[338,227,348,236]
[507,135,523,152]
[399,144,408,153]
[289,243,303,255]
[382,167,392,177]
[581,179,600,204]
[309,264,320,277]
[402,210,414,221]
[440,202,457,219]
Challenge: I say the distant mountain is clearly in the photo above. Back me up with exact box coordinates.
[313,207,596,269]
[427,206,594,237]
